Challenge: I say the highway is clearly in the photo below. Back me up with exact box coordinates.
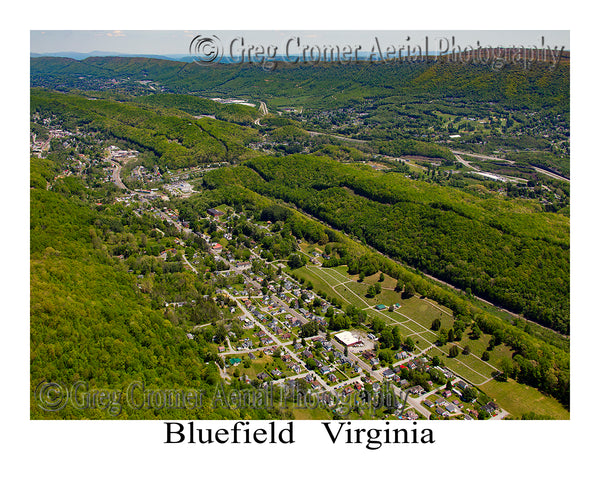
[110,160,129,190]
[451,149,570,182]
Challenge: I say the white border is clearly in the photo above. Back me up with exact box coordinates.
[5,1,597,478]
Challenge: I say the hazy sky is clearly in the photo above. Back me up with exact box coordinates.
[31,30,570,56]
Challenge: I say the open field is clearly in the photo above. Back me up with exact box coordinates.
[479,379,570,420]
[429,346,491,385]
[291,407,333,420]
[293,266,347,305]
[416,330,440,344]
[226,354,295,379]
[397,297,454,330]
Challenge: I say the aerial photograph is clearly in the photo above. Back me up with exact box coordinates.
[30,30,570,424]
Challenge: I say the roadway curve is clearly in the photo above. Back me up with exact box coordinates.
[110,160,129,190]
[259,101,269,116]
[451,150,570,183]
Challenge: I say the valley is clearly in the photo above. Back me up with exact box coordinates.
[30,55,570,421]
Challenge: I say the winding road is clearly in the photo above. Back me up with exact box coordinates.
[258,101,269,116]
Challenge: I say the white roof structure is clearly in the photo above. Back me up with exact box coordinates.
[334,331,361,347]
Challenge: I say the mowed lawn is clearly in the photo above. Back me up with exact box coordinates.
[452,332,517,372]
[415,330,440,344]
[322,266,351,284]
[338,282,371,306]
[429,346,490,385]
[479,379,570,420]
[297,266,455,335]
[398,297,454,331]
[292,266,348,306]
[229,355,293,379]
[291,407,333,420]
[429,338,500,383]
[368,309,414,336]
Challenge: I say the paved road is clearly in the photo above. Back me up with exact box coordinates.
[227,294,331,389]
[181,253,198,274]
[217,268,505,419]
[163,206,515,419]
[306,265,435,347]
[259,101,269,116]
[453,152,481,171]
[245,272,308,326]
[453,152,523,183]
[491,408,510,420]
[451,150,515,164]
[329,339,432,418]
[451,149,570,182]
[110,160,129,190]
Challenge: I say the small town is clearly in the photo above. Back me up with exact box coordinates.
[136,198,508,421]
[30,115,519,421]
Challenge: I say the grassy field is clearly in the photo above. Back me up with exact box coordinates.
[368,309,414,336]
[323,265,351,284]
[399,319,428,334]
[395,297,454,330]
[232,330,263,349]
[479,379,570,420]
[416,330,440,344]
[295,265,461,353]
[428,346,490,385]
[452,332,517,372]
[291,407,333,420]
[342,282,373,304]
[292,266,348,307]
[228,354,295,379]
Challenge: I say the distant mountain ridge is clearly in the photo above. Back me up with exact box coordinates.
[31,48,570,63]
[30,51,192,61]
[30,55,569,114]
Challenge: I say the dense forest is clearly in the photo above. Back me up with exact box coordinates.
[31,57,570,176]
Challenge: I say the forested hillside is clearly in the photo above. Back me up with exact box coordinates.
[31,56,569,111]
[31,56,570,176]
[31,89,260,169]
